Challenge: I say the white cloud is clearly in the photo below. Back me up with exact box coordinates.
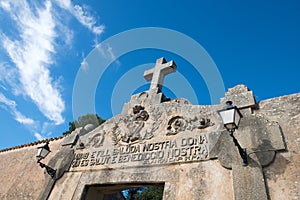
[0,1,11,11]
[73,5,104,35]
[53,0,104,35]
[80,58,89,72]
[58,25,74,47]
[14,110,35,125]
[95,43,120,66]
[34,132,44,141]
[1,0,65,124]
[0,93,16,107]
[0,0,105,140]
[54,0,71,9]
[107,46,118,63]
[40,122,54,137]
[0,62,22,96]
[0,93,35,125]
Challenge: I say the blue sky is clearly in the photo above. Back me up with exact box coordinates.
[0,0,299,149]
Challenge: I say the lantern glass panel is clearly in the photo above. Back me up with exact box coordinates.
[234,110,241,128]
[36,146,50,161]
[219,109,235,126]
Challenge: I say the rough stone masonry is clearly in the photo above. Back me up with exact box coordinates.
[0,58,299,200]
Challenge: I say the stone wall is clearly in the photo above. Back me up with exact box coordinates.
[256,93,300,200]
[0,138,63,200]
[49,159,233,200]
[0,90,299,200]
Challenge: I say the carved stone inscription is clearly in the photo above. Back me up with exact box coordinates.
[71,134,209,170]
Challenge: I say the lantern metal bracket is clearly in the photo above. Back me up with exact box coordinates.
[36,142,56,178]
[229,130,248,166]
[218,101,248,166]
[38,161,56,178]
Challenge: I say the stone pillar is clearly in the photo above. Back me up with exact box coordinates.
[217,85,286,200]
[232,159,268,200]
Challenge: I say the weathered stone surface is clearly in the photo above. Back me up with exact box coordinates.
[122,90,165,114]
[62,124,98,147]
[232,163,268,200]
[49,147,74,179]
[0,139,63,200]
[122,57,177,115]
[63,82,288,200]
[256,93,300,200]
[238,115,285,166]
[0,81,299,200]
[144,57,177,91]
[62,132,79,146]
[37,146,76,200]
[221,84,256,110]
[70,101,221,172]
[56,160,232,200]
[212,130,237,169]
[48,172,82,200]
[214,114,285,169]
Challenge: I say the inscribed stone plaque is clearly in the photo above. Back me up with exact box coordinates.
[70,102,220,172]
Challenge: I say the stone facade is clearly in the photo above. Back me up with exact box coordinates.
[0,139,63,199]
[0,58,299,200]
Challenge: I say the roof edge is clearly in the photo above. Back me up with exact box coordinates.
[0,136,65,153]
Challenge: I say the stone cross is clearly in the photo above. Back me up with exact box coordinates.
[144,57,177,91]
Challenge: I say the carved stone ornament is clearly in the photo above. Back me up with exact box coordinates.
[171,98,191,105]
[132,105,149,121]
[111,105,150,146]
[165,115,215,136]
[198,118,214,129]
[86,130,105,148]
[166,116,187,135]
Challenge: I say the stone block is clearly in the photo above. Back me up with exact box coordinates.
[232,163,268,200]
[121,90,164,115]
[221,84,256,109]
[62,133,79,146]
[48,172,82,200]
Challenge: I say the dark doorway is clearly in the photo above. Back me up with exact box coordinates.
[82,183,164,200]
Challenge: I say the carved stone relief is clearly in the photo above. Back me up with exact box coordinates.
[171,98,191,105]
[166,116,187,135]
[111,105,150,146]
[78,103,217,149]
[198,118,214,129]
[132,105,149,121]
[166,115,215,135]
[86,130,105,148]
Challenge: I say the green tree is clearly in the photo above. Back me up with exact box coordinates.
[125,188,141,200]
[135,186,163,200]
[124,186,164,200]
[63,113,105,135]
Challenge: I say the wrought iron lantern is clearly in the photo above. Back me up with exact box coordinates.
[218,101,248,166]
[218,101,243,132]
[36,142,56,178]
[36,142,51,162]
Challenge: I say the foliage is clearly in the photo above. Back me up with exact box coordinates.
[125,188,141,200]
[62,113,105,135]
[124,186,164,200]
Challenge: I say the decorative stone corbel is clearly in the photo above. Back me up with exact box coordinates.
[212,85,286,200]
[37,128,83,200]
[212,114,286,200]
